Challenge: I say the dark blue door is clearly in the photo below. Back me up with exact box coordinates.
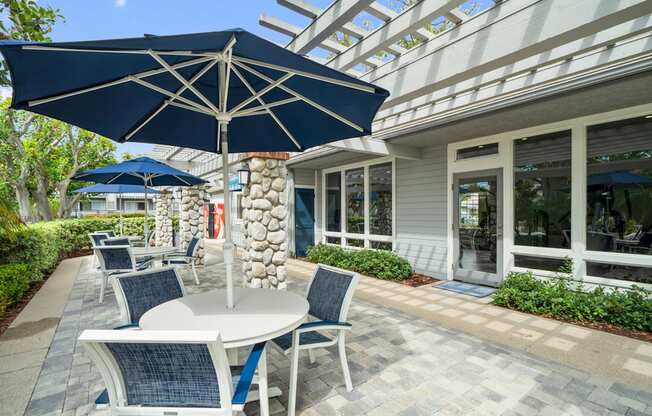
[295,188,315,257]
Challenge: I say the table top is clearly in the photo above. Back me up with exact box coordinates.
[132,246,179,256]
[140,288,309,348]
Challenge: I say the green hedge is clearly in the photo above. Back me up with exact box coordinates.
[305,244,412,280]
[493,271,652,332]
[0,215,178,317]
[0,263,31,314]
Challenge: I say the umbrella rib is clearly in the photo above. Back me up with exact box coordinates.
[229,72,294,114]
[233,56,375,94]
[27,56,215,108]
[148,51,220,115]
[22,45,220,58]
[124,58,219,141]
[232,97,301,118]
[129,77,213,115]
[231,65,302,151]
[234,61,364,133]
[173,175,193,186]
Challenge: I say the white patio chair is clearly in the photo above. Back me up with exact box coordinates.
[162,236,202,285]
[93,245,152,303]
[271,264,359,416]
[79,329,269,416]
[88,232,110,268]
[111,267,186,329]
[95,229,115,237]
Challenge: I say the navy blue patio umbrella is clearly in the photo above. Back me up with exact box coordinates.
[73,183,161,235]
[0,29,389,309]
[74,157,207,241]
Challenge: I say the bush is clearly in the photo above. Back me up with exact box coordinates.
[305,244,412,280]
[493,271,652,332]
[0,263,31,313]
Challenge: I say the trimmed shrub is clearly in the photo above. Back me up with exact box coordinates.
[0,263,31,313]
[306,244,412,280]
[493,271,652,332]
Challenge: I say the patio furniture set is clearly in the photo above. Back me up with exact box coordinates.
[82,234,360,416]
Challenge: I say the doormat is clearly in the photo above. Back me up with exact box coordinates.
[434,281,496,298]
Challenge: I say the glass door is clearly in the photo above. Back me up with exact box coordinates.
[453,170,503,287]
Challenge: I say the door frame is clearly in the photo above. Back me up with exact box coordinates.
[294,185,316,256]
[452,168,504,287]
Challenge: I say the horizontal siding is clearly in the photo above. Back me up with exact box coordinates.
[293,168,315,187]
[395,143,448,278]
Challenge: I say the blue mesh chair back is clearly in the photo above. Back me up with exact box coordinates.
[115,269,184,324]
[105,230,116,237]
[99,247,134,271]
[103,237,130,246]
[306,266,355,322]
[105,342,222,407]
[186,237,200,257]
[91,233,109,246]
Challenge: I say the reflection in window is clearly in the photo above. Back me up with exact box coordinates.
[370,241,392,251]
[346,168,365,234]
[369,163,392,236]
[347,238,364,248]
[514,255,566,272]
[326,172,341,232]
[458,177,498,274]
[457,143,499,160]
[587,117,652,259]
[326,236,341,245]
[586,262,652,285]
[514,131,572,249]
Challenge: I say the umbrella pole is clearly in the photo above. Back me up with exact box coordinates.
[119,192,124,235]
[221,123,235,310]
[144,180,149,245]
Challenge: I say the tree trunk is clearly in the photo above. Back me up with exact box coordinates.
[34,174,52,221]
[14,181,31,223]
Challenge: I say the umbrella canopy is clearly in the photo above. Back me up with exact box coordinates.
[588,171,652,188]
[0,29,389,310]
[74,183,161,235]
[74,157,206,240]
[73,184,162,194]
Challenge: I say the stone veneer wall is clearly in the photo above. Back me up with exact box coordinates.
[180,186,207,264]
[154,191,173,247]
[241,156,288,289]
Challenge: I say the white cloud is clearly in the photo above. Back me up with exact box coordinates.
[115,0,126,8]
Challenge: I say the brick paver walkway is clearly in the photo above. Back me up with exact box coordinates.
[17,247,652,416]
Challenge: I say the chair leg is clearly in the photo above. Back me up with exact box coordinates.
[338,333,353,392]
[308,349,316,364]
[258,346,269,416]
[99,273,107,304]
[191,260,199,285]
[287,331,300,416]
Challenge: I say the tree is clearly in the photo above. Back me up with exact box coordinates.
[0,0,63,86]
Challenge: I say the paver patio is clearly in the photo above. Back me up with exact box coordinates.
[2,241,652,416]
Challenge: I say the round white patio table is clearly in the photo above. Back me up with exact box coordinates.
[140,288,309,348]
[131,246,178,258]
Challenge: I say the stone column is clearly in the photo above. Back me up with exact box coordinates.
[154,191,173,247]
[180,186,207,264]
[241,152,289,289]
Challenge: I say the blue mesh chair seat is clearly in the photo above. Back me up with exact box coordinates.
[270,264,360,416]
[80,329,269,414]
[161,237,202,285]
[112,267,186,328]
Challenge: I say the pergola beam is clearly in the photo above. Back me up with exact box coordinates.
[286,0,375,55]
[369,0,652,109]
[445,8,468,25]
[327,137,421,159]
[259,14,302,37]
[328,0,467,71]
[277,0,320,19]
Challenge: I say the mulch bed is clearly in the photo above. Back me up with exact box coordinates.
[400,273,441,287]
[0,279,47,337]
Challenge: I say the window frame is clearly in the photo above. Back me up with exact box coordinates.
[322,157,396,250]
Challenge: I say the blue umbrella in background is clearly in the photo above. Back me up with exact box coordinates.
[74,157,207,241]
[73,183,161,235]
[0,29,389,309]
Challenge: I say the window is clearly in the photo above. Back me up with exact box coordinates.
[345,168,364,234]
[370,241,392,251]
[586,262,652,285]
[326,172,341,232]
[514,255,566,272]
[369,163,392,236]
[514,131,572,249]
[457,143,499,160]
[326,236,340,245]
[347,238,364,248]
[586,117,652,259]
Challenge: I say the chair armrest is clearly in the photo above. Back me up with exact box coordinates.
[113,323,140,330]
[232,342,266,406]
[296,321,352,333]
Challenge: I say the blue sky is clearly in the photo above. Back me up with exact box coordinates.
[34,0,492,158]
